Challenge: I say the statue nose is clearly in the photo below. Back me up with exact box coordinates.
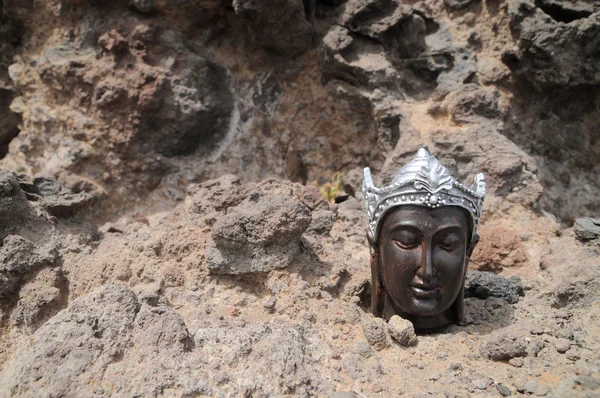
[417,249,436,281]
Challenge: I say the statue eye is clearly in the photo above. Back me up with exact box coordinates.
[393,230,421,249]
[438,234,462,251]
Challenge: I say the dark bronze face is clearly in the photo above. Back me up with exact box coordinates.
[378,205,470,318]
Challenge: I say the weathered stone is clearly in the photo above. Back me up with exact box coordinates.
[0,235,58,298]
[465,270,525,304]
[233,0,314,56]
[480,324,529,361]
[387,315,417,347]
[508,0,600,88]
[360,314,388,349]
[206,194,311,274]
[0,285,140,396]
[444,0,481,10]
[10,267,67,329]
[470,225,528,272]
[574,217,600,241]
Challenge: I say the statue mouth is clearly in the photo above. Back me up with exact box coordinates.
[409,283,440,299]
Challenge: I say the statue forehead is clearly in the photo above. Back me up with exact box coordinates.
[380,205,470,231]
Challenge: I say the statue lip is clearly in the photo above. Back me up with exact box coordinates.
[409,282,440,298]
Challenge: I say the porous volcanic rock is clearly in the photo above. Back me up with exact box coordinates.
[205,193,312,274]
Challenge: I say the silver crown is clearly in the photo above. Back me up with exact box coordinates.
[362,148,486,242]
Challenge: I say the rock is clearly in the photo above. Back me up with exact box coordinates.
[0,235,59,298]
[524,379,539,394]
[233,0,314,56]
[387,315,418,347]
[549,375,600,397]
[480,324,528,361]
[189,174,244,216]
[574,218,600,241]
[509,357,524,367]
[478,58,511,84]
[194,325,325,395]
[470,225,528,272]
[565,347,580,361]
[307,209,336,235]
[445,84,502,124]
[444,0,481,10]
[0,171,34,239]
[496,383,512,396]
[0,285,140,396]
[465,270,525,304]
[360,314,388,349]
[18,176,95,218]
[508,0,600,88]
[205,194,312,274]
[549,263,600,309]
[10,267,67,329]
[554,338,571,353]
[472,378,490,390]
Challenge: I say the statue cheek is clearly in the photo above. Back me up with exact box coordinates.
[433,248,466,278]
[382,243,421,272]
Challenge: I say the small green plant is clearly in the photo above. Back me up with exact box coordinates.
[314,172,344,204]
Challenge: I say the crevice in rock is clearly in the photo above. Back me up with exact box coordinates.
[534,0,593,23]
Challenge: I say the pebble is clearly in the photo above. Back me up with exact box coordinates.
[472,378,489,390]
[524,379,538,394]
[496,384,512,396]
[509,357,524,368]
[554,338,571,353]
[387,315,418,347]
[566,347,581,361]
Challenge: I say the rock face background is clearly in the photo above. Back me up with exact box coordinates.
[0,0,599,397]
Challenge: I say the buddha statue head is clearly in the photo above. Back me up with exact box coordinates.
[362,148,486,330]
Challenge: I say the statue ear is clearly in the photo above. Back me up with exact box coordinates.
[367,232,385,317]
[467,233,479,258]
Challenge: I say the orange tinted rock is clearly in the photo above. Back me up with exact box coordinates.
[470,225,528,272]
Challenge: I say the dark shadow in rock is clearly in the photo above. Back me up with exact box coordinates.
[534,0,592,23]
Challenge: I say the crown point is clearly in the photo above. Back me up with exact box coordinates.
[416,148,430,158]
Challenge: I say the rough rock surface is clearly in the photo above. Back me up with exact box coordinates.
[388,315,418,347]
[574,217,600,241]
[465,270,525,304]
[0,0,600,396]
[206,192,312,274]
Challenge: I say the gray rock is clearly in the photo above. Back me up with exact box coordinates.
[19,176,95,218]
[360,314,388,349]
[549,375,600,397]
[205,194,311,274]
[445,84,502,124]
[10,267,67,329]
[525,379,539,394]
[0,171,33,240]
[0,235,59,298]
[472,378,490,390]
[194,325,326,395]
[480,324,528,361]
[307,209,336,235]
[554,338,571,353]
[496,383,512,396]
[465,270,525,304]
[509,357,524,367]
[574,217,600,241]
[508,0,600,88]
[387,315,418,347]
[565,347,580,361]
[0,285,140,396]
[233,0,314,56]
[444,0,481,10]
